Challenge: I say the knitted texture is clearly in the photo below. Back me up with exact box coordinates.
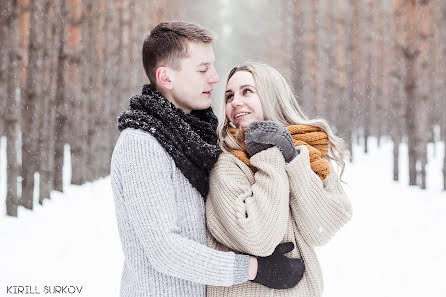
[245,121,297,163]
[206,145,352,297]
[228,124,330,180]
[252,242,305,289]
[111,128,249,297]
[117,84,221,198]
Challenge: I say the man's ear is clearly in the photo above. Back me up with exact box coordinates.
[156,66,173,90]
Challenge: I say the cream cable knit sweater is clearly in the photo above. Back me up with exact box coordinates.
[111,128,249,297]
[206,146,352,297]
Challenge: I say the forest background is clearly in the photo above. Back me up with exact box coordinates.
[0,0,445,217]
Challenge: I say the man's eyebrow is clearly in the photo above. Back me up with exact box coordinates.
[197,62,211,67]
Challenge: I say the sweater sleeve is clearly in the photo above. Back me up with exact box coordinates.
[285,145,352,247]
[114,130,249,286]
[206,147,290,257]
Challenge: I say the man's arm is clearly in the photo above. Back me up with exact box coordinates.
[115,130,249,286]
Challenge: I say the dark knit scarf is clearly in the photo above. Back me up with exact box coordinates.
[117,84,221,199]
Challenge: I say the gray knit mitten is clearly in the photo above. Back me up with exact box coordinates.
[245,121,298,163]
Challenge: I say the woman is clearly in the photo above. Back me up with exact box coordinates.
[206,62,352,297]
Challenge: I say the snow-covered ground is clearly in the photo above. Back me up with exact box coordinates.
[0,137,445,297]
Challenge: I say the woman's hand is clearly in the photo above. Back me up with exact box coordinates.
[245,121,298,162]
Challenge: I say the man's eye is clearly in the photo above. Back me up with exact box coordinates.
[243,88,252,95]
[199,69,208,73]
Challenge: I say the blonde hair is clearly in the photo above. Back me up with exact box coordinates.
[217,62,346,177]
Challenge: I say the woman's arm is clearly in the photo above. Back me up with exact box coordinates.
[285,145,352,247]
[206,147,290,257]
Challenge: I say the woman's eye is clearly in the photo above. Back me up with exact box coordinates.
[243,88,252,95]
[225,94,233,101]
[199,69,208,73]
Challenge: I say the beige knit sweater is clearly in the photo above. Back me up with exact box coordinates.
[206,146,352,297]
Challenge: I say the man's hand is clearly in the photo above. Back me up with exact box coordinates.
[251,242,305,289]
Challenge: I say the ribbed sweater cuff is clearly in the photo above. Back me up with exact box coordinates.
[233,254,250,284]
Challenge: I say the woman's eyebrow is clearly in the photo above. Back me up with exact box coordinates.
[226,84,255,93]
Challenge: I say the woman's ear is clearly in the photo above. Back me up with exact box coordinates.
[156,66,173,89]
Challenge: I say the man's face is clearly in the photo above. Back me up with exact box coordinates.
[169,42,219,113]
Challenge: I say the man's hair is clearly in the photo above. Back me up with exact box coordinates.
[142,21,214,86]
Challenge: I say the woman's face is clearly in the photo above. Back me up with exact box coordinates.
[225,71,265,128]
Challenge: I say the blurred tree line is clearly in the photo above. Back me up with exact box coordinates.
[0,0,445,217]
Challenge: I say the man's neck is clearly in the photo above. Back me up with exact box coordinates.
[157,87,191,114]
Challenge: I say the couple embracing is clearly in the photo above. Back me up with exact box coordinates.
[111,21,352,297]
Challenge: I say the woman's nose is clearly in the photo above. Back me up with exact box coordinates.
[231,95,243,108]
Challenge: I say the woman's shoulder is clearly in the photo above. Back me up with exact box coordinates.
[215,151,245,168]
[212,151,254,180]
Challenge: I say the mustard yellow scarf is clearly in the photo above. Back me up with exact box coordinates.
[228,124,330,180]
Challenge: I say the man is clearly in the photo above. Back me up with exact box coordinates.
[111,21,303,297]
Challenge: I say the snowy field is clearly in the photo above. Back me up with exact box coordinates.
[0,137,445,297]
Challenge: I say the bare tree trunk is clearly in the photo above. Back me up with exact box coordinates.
[321,0,333,121]
[0,1,9,137]
[83,0,97,181]
[21,0,43,209]
[393,134,401,181]
[375,3,387,148]
[69,0,86,185]
[363,0,374,154]
[391,0,405,182]
[443,125,446,191]
[94,0,110,178]
[290,1,304,101]
[417,1,433,190]
[38,0,56,203]
[441,1,446,190]
[5,0,19,217]
[0,1,9,186]
[102,0,114,177]
[305,0,319,118]
[349,0,362,162]
[404,0,420,186]
[335,0,349,156]
[105,0,124,173]
[53,0,67,192]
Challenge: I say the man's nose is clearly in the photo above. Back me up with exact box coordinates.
[208,66,220,84]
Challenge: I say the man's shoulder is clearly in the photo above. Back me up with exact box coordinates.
[116,128,162,148]
[113,128,170,161]
[118,127,156,140]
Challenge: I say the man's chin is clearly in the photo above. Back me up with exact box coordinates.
[195,97,212,110]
